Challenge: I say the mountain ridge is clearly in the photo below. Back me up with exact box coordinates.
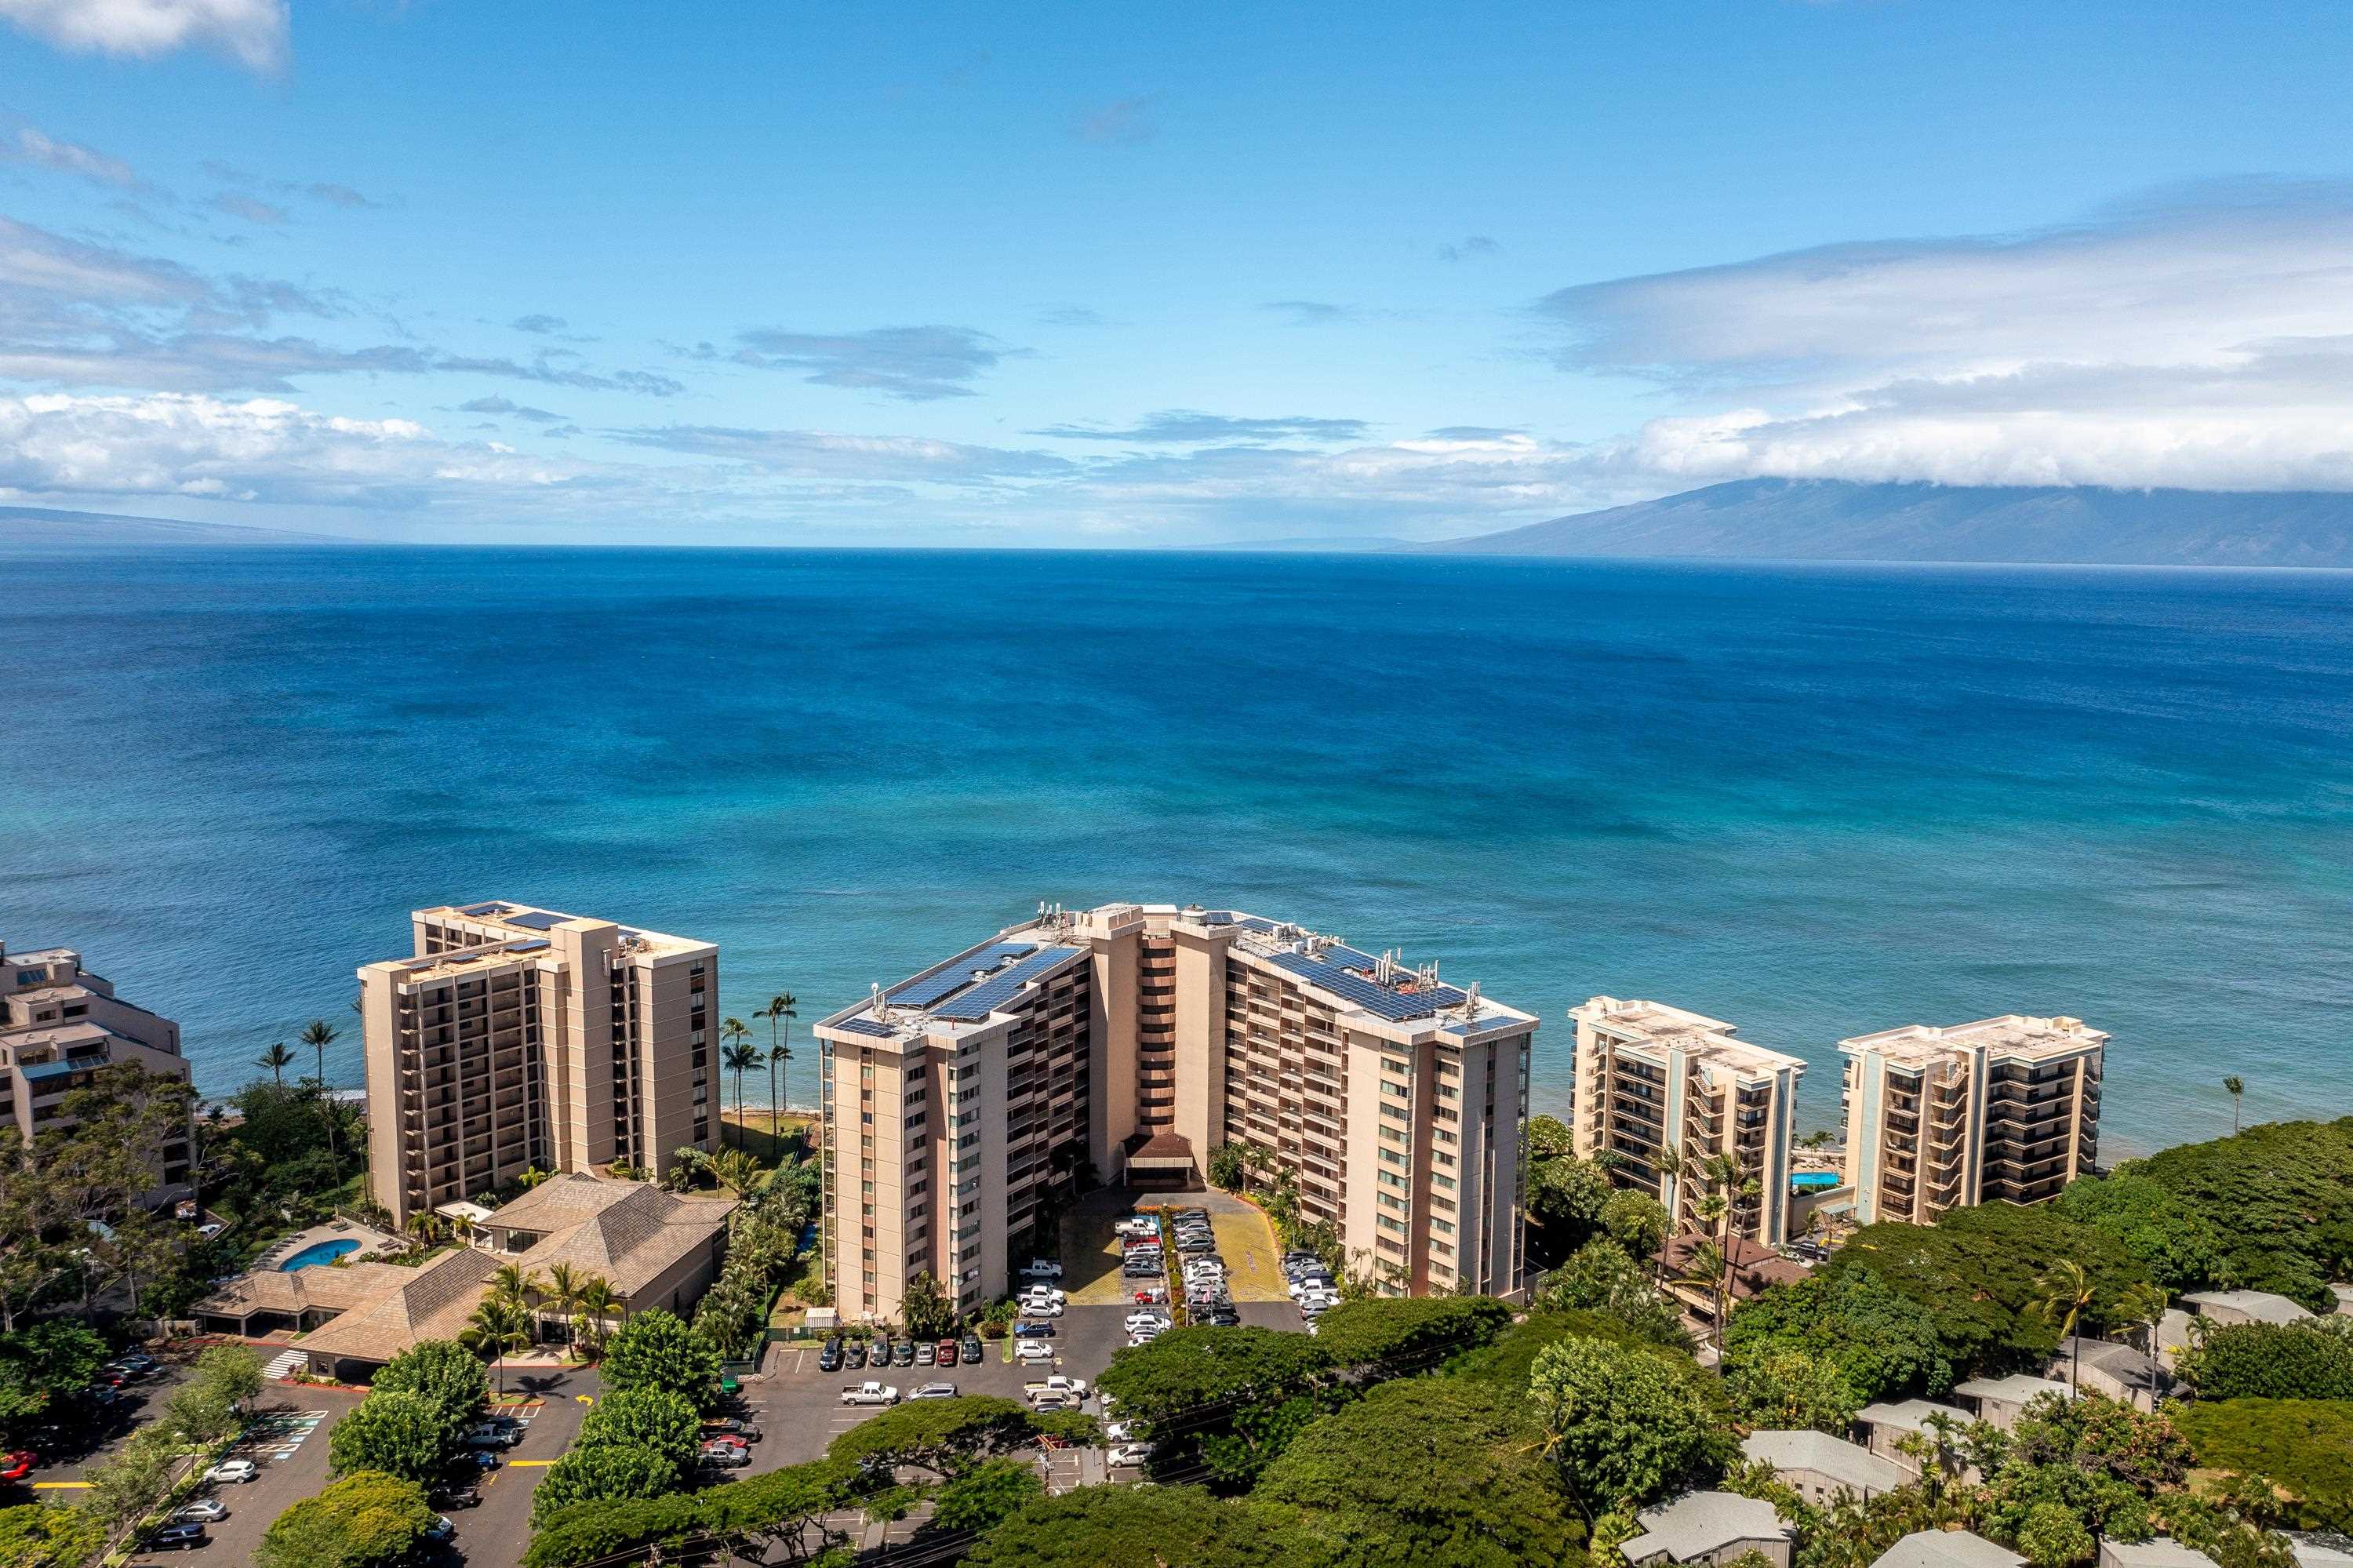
[1420,479,2353,567]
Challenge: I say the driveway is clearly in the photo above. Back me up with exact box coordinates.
[444,1365,597,1567]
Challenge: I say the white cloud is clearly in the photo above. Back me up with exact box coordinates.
[0,0,289,71]
[2,125,138,187]
[1538,180,2353,492]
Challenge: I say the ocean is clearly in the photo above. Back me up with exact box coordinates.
[5,544,2350,1155]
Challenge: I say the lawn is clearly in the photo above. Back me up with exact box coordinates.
[720,1108,813,1165]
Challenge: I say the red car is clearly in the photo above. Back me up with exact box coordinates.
[1,1451,36,1482]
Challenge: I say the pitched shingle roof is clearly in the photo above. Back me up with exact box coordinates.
[1871,1530,2024,1568]
[484,1171,736,1300]
[294,1246,500,1363]
[1624,1491,1790,1563]
[1743,1429,1912,1494]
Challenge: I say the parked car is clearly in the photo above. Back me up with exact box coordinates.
[909,1381,959,1400]
[0,1450,35,1482]
[1199,1308,1242,1326]
[147,1523,208,1550]
[202,1459,258,1485]
[464,1448,500,1470]
[699,1439,751,1468]
[1125,1310,1172,1332]
[424,1514,456,1543]
[462,1422,522,1449]
[892,1339,916,1366]
[171,1498,229,1523]
[817,1337,844,1372]
[1022,1283,1068,1304]
[1012,1319,1055,1338]
[703,1417,761,1443]
[1122,1262,1162,1279]
[936,1339,960,1365]
[915,1340,936,1365]
[1015,1339,1054,1364]
[960,1336,984,1364]
[1106,1443,1155,1468]
[839,1381,900,1406]
[845,1340,867,1369]
[429,1485,482,1510]
[111,1353,161,1379]
[867,1336,891,1364]
[1115,1216,1158,1237]
[1020,1259,1064,1280]
[1105,1419,1143,1442]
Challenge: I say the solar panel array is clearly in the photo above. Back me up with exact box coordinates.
[834,1017,898,1038]
[459,902,509,917]
[888,942,1038,1007]
[504,911,571,931]
[1262,947,1469,1021]
[931,946,1085,1021]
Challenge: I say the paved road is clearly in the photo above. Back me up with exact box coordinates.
[442,1366,598,1568]
[120,1384,365,1566]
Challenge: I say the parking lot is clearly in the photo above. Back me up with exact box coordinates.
[120,1384,366,1567]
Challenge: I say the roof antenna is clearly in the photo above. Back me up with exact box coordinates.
[869,983,893,1024]
[1455,980,1482,1019]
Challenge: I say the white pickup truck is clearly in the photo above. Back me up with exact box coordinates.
[839,1381,901,1406]
[1023,1374,1089,1406]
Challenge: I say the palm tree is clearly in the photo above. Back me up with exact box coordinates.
[300,1017,340,1084]
[489,1261,546,1341]
[1691,1193,1732,1342]
[759,992,798,1127]
[2035,1259,2099,1387]
[463,1297,532,1395]
[404,1211,444,1253]
[2222,1075,2244,1134]
[711,1147,762,1197]
[720,1020,758,1148]
[540,1262,586,1351]
[2117,1280,2169,1402]
[255,1042,295,1086]
[572,1276,619,1359]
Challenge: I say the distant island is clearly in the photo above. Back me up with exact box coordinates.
[1424,478,2353,568]
[0,506,342,549]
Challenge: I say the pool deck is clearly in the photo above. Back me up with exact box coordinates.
[253,1218,404,1273]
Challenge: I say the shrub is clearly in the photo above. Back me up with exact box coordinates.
[2177,1399,2353,1532]
[2177,1321,2353,1401]
[256,1469,435,1568]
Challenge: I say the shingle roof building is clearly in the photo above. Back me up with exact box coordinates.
[1871,1530,2026,1568]
[1624,1491,1792,1566]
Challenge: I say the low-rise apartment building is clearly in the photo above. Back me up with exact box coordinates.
[361,902,718,1226]
[818,903,1535,1323]
[1838,1014,2104,1225]
[0,939,194,1205]
[1569,997,1805,1245]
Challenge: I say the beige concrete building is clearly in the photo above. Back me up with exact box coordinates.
[1838,1015,2104,1225]
[362,902,718,1226]
[1569,997,1805,1245]
[1,940,194,1205]
[819,903,1535,1323]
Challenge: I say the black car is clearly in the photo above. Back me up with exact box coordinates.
[149,1523,208,1550]
[817,1338,844,1372]
[430,1485,482,1510]
[961,1336,983,1364]
[868,1337,891,1365]
[891,1339,916,1366]
[845,1340,867,1369]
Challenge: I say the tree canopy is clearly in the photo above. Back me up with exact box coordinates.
[1722,1268,1955,1401]
[826,1395,1056,1482]
[0,1322,110,1437]
[2112,1117,2353,1312]
[255,1469,437,1568]
[1093,1324,1333,1425]
[529,1442,682,1526]
[2177,1399,2353,1533]
[367,1337,487,1447]
[1304,1295,1511,1371]
[964,1483,1301,1567]
[574,1384,701,1470]
[2177,1321,2353,1402]
[933,1456,1046,1533]
[326,1388,446,1486]
[600,1308,721,1410]
[1527,1332,1733,1512]
[1255,1377,1580,1568]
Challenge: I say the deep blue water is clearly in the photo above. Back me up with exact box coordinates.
[5,545,2351,1155]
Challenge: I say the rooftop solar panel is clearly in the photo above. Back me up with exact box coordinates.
[459,902,507,917]
[835,1017,898,1038]
[504,911,570,931]
[888,942,1039,1007]
[1262,948,1467,1021]
[508,940,551,954]
[931,946,1085,1021]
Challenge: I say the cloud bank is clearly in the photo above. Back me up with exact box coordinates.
[0,0,289,71]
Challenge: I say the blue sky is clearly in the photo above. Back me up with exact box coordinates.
[2,0,2350,544]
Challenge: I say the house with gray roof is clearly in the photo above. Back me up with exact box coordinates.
[1742,1429,1912,1505]
[1871,1530,2024,1568]
[1854,1397,1970,1473]
[1953,1372,2075,1431]
[2182,1289,2313,1328]
[2046,1336,2171,1410]
[2100,1541,2214,1568]
[1624,1491,1794,1568]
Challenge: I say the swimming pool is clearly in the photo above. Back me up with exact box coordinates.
[279,1238,360,1271]
[1791,1172,1842,1191]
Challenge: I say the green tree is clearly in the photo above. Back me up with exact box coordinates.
[720,1018,757,1146]
[461,1294,533,1395]
[964,1483,1299,1567]
[0,1322,110,1436]
[367,1337,488,1446]
[256,1469,435,1568]
[600,1308,722,1410]
[2015,1501,2097,1568]
[2035,1260,2101,1386]
[933,1455,1046,1533]
[0,1503,105,1568]
[2223,1076,2244,1136]
[1538,1238,1688,1346]
[1725,1347,1861,1433]
[1256,1377,1580,1568]
[760,991,798,1121]
[572,1275,620,1360]
[81,1423,181,1527]
[327,1388,446,1485]
[256,1041,296,1086]
[827,1395,1050,1482]
[1208,1144,1250,1191]
[529,1442,682,1526]
[1307,1295,1510,1371]
[901,1268,956,1339]
[162,1344,264,1444]
[1722,1268,1954,1402]
[2177,1321,2353,1401]
[2177,1399,2353,1533]
[2120,1118,2353,1312]
[576,1385,701,1469]
[1527,1333,1729,1512]
[1094,1325,1333,1428]
[1600,1188,1670,1261]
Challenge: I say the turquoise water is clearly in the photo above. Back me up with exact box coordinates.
[1791,1173,1842,1191]
[3,545,2350,1155]
[279,1238,360,1271]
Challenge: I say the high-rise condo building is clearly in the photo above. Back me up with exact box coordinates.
[817,903,1535,1324]
[0,939,194,1206]
[362,902,718,1227]
[1569,996,1805,1246]
[1838,1015,2105,1225]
